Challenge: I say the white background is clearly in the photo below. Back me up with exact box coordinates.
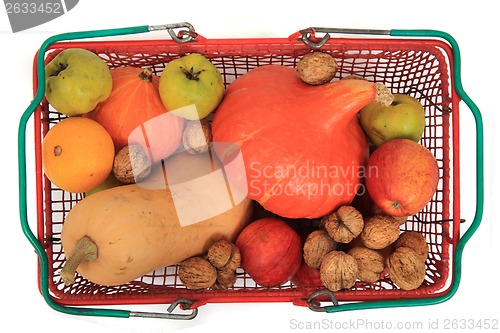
[2,0,498,332]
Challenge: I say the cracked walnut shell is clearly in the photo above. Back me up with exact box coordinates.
[322,206,364,243]
[179,256,217,290]
[320,251,358,292]
[347,246,384,283]
[303,229,337,269]
[361,214,401,250]
[386,246,426,290]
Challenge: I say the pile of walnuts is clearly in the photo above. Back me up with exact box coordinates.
[302,205,429,292]
[178,239,241,290]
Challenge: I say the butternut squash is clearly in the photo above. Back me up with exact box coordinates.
[60,151,253,286]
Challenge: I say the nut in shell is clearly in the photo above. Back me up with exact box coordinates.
[297,52,338,85]
[207,239,235,269]
[386,246,426,290]
[219,244,241,272]
[347,246,384,283]
[342,75,365,80]
[319,250,358,292]
[182,119,212,154]
[395,231,429,263]
[212,268,238,290]
[394,216,408,225]
[322,206,364,243]
[113,144,151,184]
[361,214,401,250]
[374,82,394,107]
[179,256,217,290]
[303,229,337,269]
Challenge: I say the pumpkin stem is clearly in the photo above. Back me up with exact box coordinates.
[138,68,154,82]
[180,66,205,81]
[60,236,98,286]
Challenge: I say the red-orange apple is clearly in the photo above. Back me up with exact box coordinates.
[291,260,323,288]
[236,217,302,287]
[365,139,439,217]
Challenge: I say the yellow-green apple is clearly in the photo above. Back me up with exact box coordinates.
[365,139,439,217]
[45,48,112,116]
[359,94,425,146]
[85,173,123,197]
[159,53,224,120]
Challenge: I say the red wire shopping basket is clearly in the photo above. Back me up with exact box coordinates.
[18,23,483,319]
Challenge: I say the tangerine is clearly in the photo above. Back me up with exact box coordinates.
[42,117,115,193]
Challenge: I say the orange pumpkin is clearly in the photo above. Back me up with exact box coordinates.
[212,65,376,219]
[87,66,184,163]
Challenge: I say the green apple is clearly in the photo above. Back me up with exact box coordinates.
[45,48,112,117]
[159,53,224,120]
[359,94,425,146]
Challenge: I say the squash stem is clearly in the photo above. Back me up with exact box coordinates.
[138,67,153,82]
[60,236,98,286]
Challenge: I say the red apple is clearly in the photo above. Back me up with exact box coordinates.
[236,217,302,287]
[291,260,323,288]
[365,139,439,217]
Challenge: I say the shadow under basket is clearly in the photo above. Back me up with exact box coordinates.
[20,24,483,319]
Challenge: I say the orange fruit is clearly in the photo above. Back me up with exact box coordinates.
[42,117,115,193]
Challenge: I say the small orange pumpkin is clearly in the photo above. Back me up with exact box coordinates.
[87,66,184,163]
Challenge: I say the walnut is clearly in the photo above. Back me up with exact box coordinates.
[178,256,217,290]
[377,243,396,262]
[342,75,365,80]
[322,206,364,243]
[297,52,338,85]
[207,239,241,270]
[204,240,241,289]
[395,231,428,263]
[347,246,384,283]
[303,229,337,269]
[113,144,151,183]
[361,214,401,250]
[182,119,212,154]
[226,246,241,271]
[386,246,426,290]
[374,82,394,107]
[211,268,238,290]
[394,216,408,225]
[207,239,233,268]
[319,251,358,292]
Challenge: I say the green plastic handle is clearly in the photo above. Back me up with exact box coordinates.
[323,29,484,314]
[18,25,150,319]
